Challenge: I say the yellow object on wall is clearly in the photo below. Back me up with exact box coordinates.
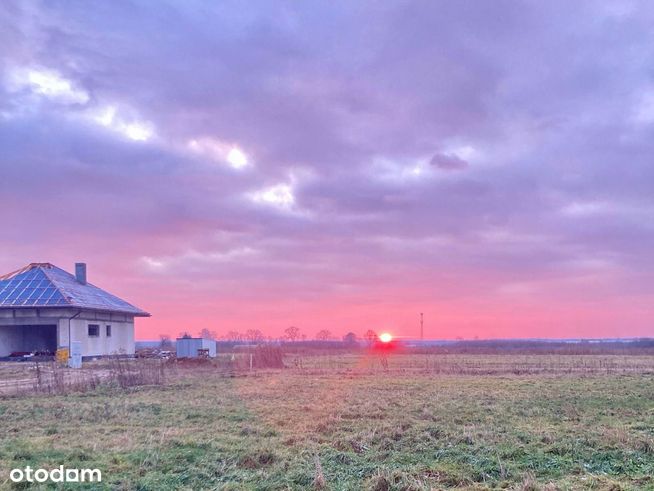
[56,348,69,364]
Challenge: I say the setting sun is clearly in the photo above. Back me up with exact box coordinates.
[379,332,393,343]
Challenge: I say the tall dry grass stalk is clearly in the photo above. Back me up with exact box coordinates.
[19,358,166,397]
[312,455,326,489]
[106,357,165,388]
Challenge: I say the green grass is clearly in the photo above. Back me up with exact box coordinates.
[0,355,653,490]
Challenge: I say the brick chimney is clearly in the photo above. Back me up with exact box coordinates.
[75,263,87,284]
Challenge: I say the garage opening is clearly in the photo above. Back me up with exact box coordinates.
[0,325,57,358]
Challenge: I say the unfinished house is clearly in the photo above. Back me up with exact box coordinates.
[0,263,150,358]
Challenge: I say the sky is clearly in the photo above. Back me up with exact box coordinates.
[1,1,653,340]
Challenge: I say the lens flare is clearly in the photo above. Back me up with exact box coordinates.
[379,332,393,343]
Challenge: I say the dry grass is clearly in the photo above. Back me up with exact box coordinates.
[0,358,166,397]
[287,353,654,375]
[0,353,652,489]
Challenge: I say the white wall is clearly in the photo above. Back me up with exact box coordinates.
[68,318,135,357]
[0,308,136,357]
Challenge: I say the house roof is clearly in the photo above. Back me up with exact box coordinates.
[0,263,150,316]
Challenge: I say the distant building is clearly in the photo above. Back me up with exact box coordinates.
[0,262,150,358]
[176,336,216,358]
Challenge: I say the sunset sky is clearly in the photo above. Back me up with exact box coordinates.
[1,1,653,340]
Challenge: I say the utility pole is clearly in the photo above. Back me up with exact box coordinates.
[420,312,424,340]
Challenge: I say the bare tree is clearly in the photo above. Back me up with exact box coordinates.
[343,332,357,346]
[226,331,243,342]
[284,326,301,342]
[316,329,334,341]
[198,328,217,340]
[245,329,264,344]
[363,329,378,346]
[159,334,173,349]
[178,331,192,339]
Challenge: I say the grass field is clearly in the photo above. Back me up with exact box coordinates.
[1,354,653,490]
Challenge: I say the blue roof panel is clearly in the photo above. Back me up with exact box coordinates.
[0,263,149,316]
[0,268,68,306]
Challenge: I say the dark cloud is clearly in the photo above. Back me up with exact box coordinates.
[430,153,468,171]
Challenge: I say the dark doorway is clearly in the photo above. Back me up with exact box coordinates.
[0,324,57,357]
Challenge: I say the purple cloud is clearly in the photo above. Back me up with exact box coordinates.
[1,1,654,339]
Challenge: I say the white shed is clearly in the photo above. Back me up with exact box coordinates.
[176,337,216,358]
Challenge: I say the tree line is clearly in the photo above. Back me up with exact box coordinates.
[159,327,382,347]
